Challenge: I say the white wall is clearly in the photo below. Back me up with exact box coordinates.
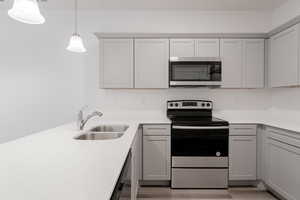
[272,0,300,28]
[0,12,85,143]
[270,88,300,110]
[0,9,275,143]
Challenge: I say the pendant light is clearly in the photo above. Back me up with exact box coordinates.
[8,0,45,25]
[66,0,86,53]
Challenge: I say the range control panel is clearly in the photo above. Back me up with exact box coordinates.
[167,100,213,110]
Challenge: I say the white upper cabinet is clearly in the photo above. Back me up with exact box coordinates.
[195,39,220,57]
[135,39,169,88]
[170,39,220,57]
[243,39,265,88]
[270,24,299,87]
[221,39,265,88]
[170,39,195,57]
[98,36,264,89]
[221,39,243,88]
[100,39,134,88]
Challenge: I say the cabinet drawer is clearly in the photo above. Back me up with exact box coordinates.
[267,127,300,149]
[143,125,171,136]
[230,124,257,136]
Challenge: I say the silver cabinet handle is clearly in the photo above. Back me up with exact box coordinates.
[233,128,254,130]
[146,128,167,130]
[172,126,229,130]
[233,139,254,142]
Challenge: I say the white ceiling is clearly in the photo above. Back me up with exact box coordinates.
[47,0,287,10]
[0,0,288,10]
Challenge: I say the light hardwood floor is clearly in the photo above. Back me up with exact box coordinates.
[137,187,278,200]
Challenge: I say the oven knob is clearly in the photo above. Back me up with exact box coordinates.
[170,103,174,107]
[216,152,221,157]
[175,103,179,107]
[207,103,211,107]
[202,103,205,107]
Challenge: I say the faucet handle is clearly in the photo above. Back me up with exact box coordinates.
[77,105,88,130]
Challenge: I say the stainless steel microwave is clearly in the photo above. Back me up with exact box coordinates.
[169,57,222,87]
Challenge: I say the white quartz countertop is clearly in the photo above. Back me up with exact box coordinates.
[1,110,300,200]
[0,114,170,200]
[214,110,300,133]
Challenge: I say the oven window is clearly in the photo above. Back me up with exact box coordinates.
[171,129,228,157]
[170,62,221,82]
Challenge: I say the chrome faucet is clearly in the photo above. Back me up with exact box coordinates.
[78,108,103,130]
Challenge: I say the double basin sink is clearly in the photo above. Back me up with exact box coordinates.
[75,125,129,140]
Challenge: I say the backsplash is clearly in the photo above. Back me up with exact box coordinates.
[85,88,271,112]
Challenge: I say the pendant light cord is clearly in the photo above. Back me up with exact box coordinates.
[75,0,78,34]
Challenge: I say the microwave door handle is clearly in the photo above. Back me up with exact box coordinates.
[172,126,229,130]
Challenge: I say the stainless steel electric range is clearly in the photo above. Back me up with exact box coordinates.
[167,100,229,189]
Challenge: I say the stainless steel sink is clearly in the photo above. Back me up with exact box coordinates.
[74,125,129,140]
[89,125,129,132]
[75,132,124,140]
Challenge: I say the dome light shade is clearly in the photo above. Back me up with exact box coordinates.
[66,33,87,53]
[8,0,45,25]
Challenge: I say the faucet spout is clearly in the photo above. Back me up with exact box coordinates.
[78,109,103,130]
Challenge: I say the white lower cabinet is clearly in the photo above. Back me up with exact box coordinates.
[257,126,269,182]
[229,124,257,181]
[131,127,142,200]
[266,128,300,200]
[142,125,171,181]
[143,135,170,180]
[229,136,257,181]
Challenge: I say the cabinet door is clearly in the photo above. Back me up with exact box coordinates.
[195,39,220,57]
[135,39,169,88]
[131,129,142,200]
[258,126,269,183]
[267,138,300,200]
[100,39,134,88]
[244,39,265,88]
[221,39,243,88]
[143,135,171,180]
[170,39,195,57]
[270,25,299,87]
[229,136,257,181]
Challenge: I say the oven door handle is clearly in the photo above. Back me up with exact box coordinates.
[172,125,229,130]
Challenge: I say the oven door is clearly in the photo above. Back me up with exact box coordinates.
[171,125,229,157]
[169,58,221,87]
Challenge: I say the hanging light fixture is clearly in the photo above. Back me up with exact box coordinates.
[66,0,86,53]
[8,0,45,25]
